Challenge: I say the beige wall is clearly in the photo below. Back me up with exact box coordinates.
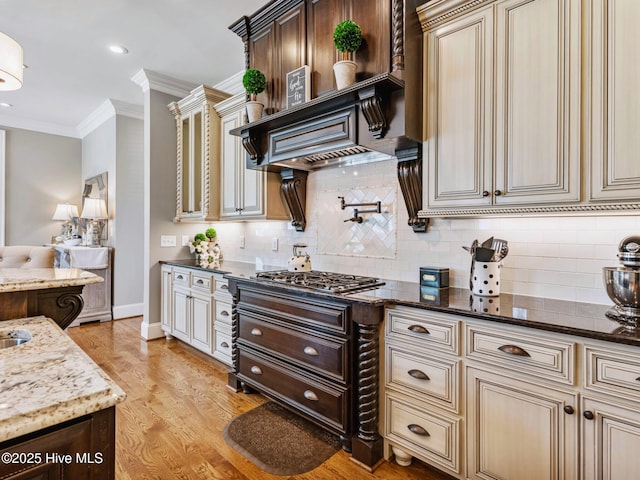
[2,126,82,245]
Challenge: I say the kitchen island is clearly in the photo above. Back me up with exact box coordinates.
[0,315,125,479]
[0,268,102,329]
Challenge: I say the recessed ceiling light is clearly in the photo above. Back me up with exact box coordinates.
[108,45,128,55]
[0,102,12,108]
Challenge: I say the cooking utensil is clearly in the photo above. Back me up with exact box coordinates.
[474,247,495,262]
[490,238,509,262]
[481,236,494,248]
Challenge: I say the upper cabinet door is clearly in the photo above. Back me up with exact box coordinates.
[589,0,640,202]
[250,24,276,114]
[494,0,581,205]
[425,7,494,208]
[307,0,343,96]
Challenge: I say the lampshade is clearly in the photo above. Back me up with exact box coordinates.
[52,203,79,221]
[0,32,23,91]
[81,198,108,219]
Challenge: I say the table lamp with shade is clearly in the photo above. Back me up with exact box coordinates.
[52,203,79,240]
[81,198,108,246]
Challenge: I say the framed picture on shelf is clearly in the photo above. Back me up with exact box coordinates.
[286,65,310,109]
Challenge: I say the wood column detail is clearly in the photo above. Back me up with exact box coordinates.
[397,146,428,232]
[280,169,308,232]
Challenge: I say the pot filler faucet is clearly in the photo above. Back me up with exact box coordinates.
[339,196,382,223]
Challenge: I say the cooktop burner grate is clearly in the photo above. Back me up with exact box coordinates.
[254,270,385,294]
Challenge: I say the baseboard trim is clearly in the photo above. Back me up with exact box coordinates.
[113,303,144,320]
[140,321,164,340]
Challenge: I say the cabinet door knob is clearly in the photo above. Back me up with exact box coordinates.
[407,424,430,437]
[408,369,430,381]
[482,190,490,197]
[250,365,262,375]
[303,390,319,401]
[250,328,263,336]
[220,342,229,348]
[494,189,502,196]
[498,344,531,357]
[303,346,319,356]
[220,310,229,316]
[583,410,595,420]
[408,324,430,335]
[563,405,575,415]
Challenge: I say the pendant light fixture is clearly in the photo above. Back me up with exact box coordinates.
[0,32,24,91]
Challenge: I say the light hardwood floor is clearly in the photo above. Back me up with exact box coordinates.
[68,317,454,480]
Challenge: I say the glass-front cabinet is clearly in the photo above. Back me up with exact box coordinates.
[169,85,229,222]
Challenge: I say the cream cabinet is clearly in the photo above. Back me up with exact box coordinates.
[168,85,229,222]
[215,94,288,221]
[588,0,640,202]
[161,265,231,364]
[421,0,580,210]
[383,305,640,479]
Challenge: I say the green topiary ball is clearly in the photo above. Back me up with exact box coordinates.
[205,227,216,239]
[242,69,267,96]
[194,233,206,244]
[333,20,363,54]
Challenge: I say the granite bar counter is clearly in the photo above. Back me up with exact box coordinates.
[0,316,125,479]
[0,268,102,329]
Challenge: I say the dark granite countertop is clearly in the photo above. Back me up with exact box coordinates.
[160,259,638,347]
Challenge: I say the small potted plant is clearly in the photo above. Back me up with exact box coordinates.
[205,227,216,242]
[242,68,267,122]
[333,20,363,89]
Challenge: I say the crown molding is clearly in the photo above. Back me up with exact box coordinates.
[0,113,81,138]
[213,71,244,96]
[76,99,144,138]
[131,69,197,98]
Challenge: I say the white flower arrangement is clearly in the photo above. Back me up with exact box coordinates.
[189,238,222,269]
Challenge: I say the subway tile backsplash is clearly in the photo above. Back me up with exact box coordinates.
[213,159,639,306]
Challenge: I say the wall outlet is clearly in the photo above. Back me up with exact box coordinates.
[272,237,278,251]
[160,235,177,247]
[181,235,190,246]
[239,235,245,249]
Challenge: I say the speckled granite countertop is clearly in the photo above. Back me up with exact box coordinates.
[0,268,102,293]
[161,259,638,347]
[0,316,126,442]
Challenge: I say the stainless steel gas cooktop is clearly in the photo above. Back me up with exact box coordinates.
[254,270,385,294]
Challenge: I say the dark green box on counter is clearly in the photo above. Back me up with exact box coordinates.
[419,267,449,288]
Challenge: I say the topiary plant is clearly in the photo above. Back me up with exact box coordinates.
[205,227,217,240]
[242,68,267,101]
[333,20,363,61]
[193,233,206,244]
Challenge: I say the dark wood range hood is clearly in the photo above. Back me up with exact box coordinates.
[229,0,427,233]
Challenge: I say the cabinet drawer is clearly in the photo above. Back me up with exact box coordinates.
[215,301,232,325]
[465,324,575,385]
[215,277,230,295]
[385,343,459,413]
[213,330,232,366]
[238,314,348,382]
[172,269,190,286]
[585,344,640,402]
[386,307,459,354]
[385,392,461,474]
[191,273,213,292]
[238,349,349,433]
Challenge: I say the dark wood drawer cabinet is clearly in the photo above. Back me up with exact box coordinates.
[238,349,349,432]
[0,407,115,480]
[238,313,349,381]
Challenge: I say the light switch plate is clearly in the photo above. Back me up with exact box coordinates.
[181,235,190,246]
[161,235,177,247]
[239,235,245,248]
[272,238,278,251]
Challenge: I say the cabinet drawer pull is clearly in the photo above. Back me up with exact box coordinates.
[220,342,229,348]
[303,390,319,401]
[176,275,184,280]
[407,424,430,437]
[303,346,319,356]
[220,310,229,316]
[498,344,531,357]
[250,328,263,336]
[221,284,228,290]
[196,279,204,284]
[408,369,430,381]
[583,410,594,420]
[250,366,262,375]
[636,376,640,382]
[408,325,430,335]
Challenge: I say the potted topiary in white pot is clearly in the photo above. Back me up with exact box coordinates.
[242,68,267,122]
[333,20,363,89]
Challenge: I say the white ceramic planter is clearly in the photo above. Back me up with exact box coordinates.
[333,60,357,89]
[246,101,264,123]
